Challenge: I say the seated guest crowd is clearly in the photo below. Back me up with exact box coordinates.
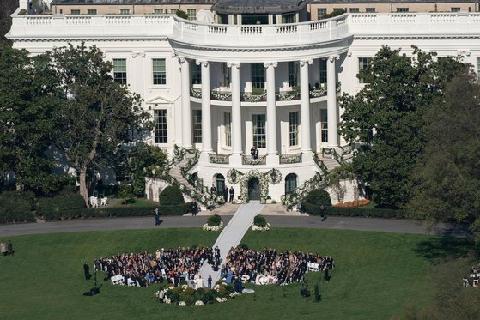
[222,246,334,285]
[463,264,480,287]
[94,246,219,287]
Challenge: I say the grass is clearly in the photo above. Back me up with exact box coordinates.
[0,228,460,320]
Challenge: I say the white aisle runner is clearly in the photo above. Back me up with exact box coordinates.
[199,201,265,286]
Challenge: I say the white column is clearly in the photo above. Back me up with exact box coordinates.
[265,62,278,164]
[199,60,212,153]
[300,59,313,156]
[327,55,338,147]
[179,57,191,148]
[229,62,242,165]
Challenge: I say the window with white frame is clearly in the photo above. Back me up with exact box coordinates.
[192,110,202,143]
[154,110,168,143]
[251,63,265,90]
[366,8,376,13]
[477,57,480,80]
[320,109,328,143]
[87,9,97,15]
[288,62,299,88]
[252,114,266,148]
[358,57,372,83]
[224,112,231,147]
[221,63,231,87]
[349,8,360,13]
[152,58,166,85]
[154,9,164,14]
[191,63,201,85]
[289,112,299,147]
[187,9,197,21]
[120,9,130,15]
[70,9,80,15]
[317,8,327,18]
[451,7,460,12]
[319,59,327,85]
[112,58,127,85]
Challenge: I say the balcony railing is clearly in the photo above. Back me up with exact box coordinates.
[209,153,229,164]
[277,90,300,101]
[242,154,266,166]
[241,92,267,102]
[280,153,302,164]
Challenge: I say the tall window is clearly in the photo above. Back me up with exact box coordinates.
[317,8,327,18]
[154,9,164,14]
[112,58,127,85]
[224,112,232,147]
[252,114,266,148]
[87,9,97,15]
[152,58,166,85]
[154,110,168,143]
[285,173,297,195]
[187,9,197,21]
[320,109,328,143]
[191,63,201,85]
[358,57,372,83]
[319,59,327,85]
[289,112,299,147]
[282,13,295,23]
[192,110,202,143]
[221,63,231,87]
[288,62,299,88]
[120,9,130,15]
[251,63,265,90]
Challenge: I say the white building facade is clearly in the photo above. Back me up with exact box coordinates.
[7,3,480,204]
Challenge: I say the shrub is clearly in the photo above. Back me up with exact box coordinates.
[253,215,267,227]
[326,207,414,219]
[159,185,184,206]
[118,184,135,204]
[207,214,222,226]
[158,203,191,216]
[301,189,332,214]
[37,192,85,220]
[0,191,36,224]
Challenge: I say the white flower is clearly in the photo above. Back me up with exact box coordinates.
[195,300,204,306]
[178,301,186,306]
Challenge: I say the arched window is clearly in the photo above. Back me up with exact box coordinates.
[285,173,297,195]
[215,173,225,195]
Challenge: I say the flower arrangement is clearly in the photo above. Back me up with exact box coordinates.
[251,215,270,231]
[203,214,223,231]
[155,282,236,306]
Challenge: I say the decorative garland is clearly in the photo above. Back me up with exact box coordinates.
[227,168,282,203]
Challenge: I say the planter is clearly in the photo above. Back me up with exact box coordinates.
[251,223,271,232]
[203,221,223,232]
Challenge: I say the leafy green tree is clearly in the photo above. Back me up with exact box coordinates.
[340,46,464,208]
[115,142,168,197]
[409,71,480,234]
[0,44,66,194]
[175,9,189,20]
[45,43,151,206]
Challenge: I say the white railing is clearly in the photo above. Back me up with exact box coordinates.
[348,13,480,35]
[8,11,480,46]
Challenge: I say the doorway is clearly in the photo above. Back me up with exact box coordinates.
[247,177,260,201]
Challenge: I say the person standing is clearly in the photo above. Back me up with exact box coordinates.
[223,185,228,202]
[229,186,235,202]
[210,183,216,195]
[208,275,212,288]
[7,240,13,256]
[154,207,160,226]
[83,261,91,280]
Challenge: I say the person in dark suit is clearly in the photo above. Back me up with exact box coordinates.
[229,186,235,202]
[223,186,228,202]
[210,184,216,195]
[154,208,161,226]
[83,261,91,280]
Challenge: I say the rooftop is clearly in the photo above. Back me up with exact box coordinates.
[51,0,215,4]
[212,0,307,15]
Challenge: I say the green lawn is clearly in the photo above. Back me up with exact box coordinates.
[0,228,451,320]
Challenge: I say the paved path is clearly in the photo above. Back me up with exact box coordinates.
[0,214,469,238]
[199,201,265,286]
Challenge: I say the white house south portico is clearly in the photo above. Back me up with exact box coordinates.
[8,0,480,205]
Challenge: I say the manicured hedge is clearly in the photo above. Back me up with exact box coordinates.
[324,207,414,219]
[37,193,85,221]
[41,204,193,221]
[159,185,184,206]
[0,191,36,224]
[301,189,332,215]
[253,215,267,227]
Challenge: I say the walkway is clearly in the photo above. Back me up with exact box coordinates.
[0,215,469,238]
[198,201,265,286]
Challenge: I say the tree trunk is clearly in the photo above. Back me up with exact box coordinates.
[79,166,89,207]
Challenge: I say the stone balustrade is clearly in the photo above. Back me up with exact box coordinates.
[242,154,267,166]
[209,154,230,164]
[279,153,302,164]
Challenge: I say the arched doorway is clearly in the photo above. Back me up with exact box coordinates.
[215,173,225,195]
[247,177,260,201]
[285,173,297,195]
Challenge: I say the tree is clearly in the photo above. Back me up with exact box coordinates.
[175,9,189,20]
[0,44,66,194]
[409,71,480,234]
[340,46,464,208]
[45,43,151,206]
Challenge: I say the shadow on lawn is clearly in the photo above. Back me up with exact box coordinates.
[415,236,475,263]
